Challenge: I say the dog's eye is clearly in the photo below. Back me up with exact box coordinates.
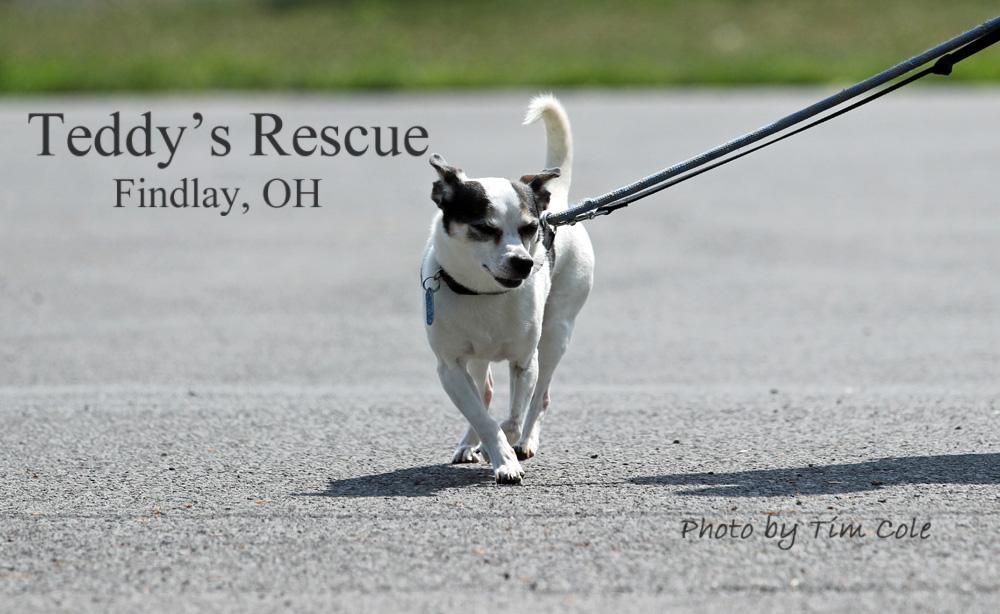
[470,223,500,237]
[519,223,539,238]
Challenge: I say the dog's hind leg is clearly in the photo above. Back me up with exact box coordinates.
[439,359,524,483]
[451,360,492,464]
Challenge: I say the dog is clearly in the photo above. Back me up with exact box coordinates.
[420,94,594,484]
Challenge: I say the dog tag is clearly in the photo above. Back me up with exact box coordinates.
[424,287,435,325]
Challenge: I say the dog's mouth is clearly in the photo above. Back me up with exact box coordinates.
[482,264,525,288]
[492,276,523,288]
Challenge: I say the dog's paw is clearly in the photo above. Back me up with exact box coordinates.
[513,443,535,461]
[451,445,483,464]
[514,431,540,461]
[499,419,522,446]
[494,462,524,485]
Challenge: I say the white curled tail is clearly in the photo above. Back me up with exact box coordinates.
[523,94,573,209]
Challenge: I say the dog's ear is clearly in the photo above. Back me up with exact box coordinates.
[519,167,561,210]
[429,153,465,207]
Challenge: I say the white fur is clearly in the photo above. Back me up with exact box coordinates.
[421,95,595,484]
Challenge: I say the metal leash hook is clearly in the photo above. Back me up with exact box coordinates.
[541,197,622,228]
[544,15,1000,229]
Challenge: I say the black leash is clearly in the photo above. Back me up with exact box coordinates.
[544,16,1000,227]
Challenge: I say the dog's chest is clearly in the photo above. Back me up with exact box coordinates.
[428,290,543,362]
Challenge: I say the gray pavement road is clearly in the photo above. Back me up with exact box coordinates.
[1,91,999,612]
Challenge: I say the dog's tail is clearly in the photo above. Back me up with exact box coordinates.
[523,93,572,210]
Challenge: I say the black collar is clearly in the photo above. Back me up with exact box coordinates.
[438,268,507,296]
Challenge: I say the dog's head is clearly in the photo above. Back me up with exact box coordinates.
[429,153,559,289]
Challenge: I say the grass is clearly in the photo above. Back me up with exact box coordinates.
[0,0,998,93]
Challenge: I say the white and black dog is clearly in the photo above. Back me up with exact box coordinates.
[420,95,594,484]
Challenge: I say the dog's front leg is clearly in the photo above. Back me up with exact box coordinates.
[500,353,538,446]
[437,360,524,484]
[452,361,492,464]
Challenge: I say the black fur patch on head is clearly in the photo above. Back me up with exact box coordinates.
[510,181,543,219]
[513,170,559,266]
[429,153,492,234]
[436,179,490,234]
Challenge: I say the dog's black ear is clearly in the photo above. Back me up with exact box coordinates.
[429,153,464,207]
[519,167,561,210]
[519,168,561,190]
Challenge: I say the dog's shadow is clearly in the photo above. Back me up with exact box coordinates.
[631,453,1000,497]
[297,453,999,498]
[299,463,493,498]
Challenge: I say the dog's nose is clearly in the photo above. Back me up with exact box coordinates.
[510,256,534,278]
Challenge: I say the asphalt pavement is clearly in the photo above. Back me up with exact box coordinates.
[1,90,998,612]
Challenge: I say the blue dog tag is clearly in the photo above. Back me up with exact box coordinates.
[424,287,435,325]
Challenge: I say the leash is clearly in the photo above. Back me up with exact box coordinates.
[543,15,1000,229]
